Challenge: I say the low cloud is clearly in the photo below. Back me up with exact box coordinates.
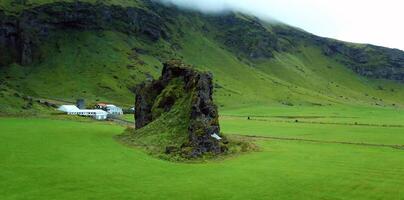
[157,0,231,13]
[155,0,404,50]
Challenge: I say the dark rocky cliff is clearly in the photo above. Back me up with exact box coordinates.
[207,14,279,59]
[0,1,168,66]
[135,60,225,158]
[319,40,404,80]
[0,11,20,66]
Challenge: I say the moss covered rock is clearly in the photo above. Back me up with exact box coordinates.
[134,60,226,158]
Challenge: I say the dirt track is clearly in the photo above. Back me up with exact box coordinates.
[233,134,404,150]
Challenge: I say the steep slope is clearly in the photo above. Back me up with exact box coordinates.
[1,0,404,112]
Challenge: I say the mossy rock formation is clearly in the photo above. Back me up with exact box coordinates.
[133,60,227,158]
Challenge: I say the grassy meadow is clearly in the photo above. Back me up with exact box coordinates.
[1,104,404,200]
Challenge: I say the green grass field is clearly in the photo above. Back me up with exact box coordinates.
[2,104,404,200]
[221,105,404,145]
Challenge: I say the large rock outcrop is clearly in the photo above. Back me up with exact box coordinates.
[135,60,226,158]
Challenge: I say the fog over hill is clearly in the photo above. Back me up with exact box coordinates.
[157,0,404,51]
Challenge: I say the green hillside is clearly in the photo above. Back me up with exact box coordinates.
[0,0,404,112]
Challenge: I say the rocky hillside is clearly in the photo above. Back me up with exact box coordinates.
[1,0,404,111]
[0,2,167,66]
[2,1,403,78]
